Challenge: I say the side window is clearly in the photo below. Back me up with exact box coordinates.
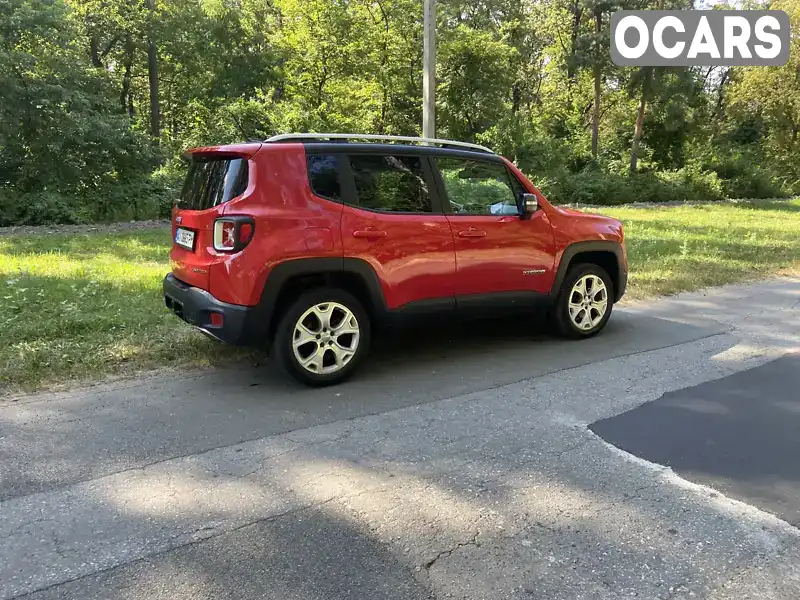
[436,157,520,216]
[348,154,432,213]
[307,154,341,200]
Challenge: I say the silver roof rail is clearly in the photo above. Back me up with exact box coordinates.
[264,133,495,154]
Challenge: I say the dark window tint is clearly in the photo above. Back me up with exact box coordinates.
[436,158,520,216]
[349,155,432,213]
[178,156,249,210]
[307,154,341,200]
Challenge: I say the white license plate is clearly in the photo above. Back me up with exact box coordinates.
[175,227,195,250]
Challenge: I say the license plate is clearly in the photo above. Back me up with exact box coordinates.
[175,227,195,250]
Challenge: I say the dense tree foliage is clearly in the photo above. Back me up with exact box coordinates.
[1,0,798,224]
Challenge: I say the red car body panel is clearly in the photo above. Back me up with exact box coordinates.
[445,210,556,296]
[547,205,626,273]
[169,203,225,292]
[500,157,625,281]
[211,143,344,305]
[341,206,456,309]
[170,143,263,299]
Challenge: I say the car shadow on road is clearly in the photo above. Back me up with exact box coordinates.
[248,309,725,392]
[0,308,729,505]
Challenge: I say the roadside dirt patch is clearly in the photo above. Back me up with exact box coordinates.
[0,220,170,237]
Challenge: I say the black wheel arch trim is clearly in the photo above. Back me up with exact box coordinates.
[251,257,389,339]
[551,241,627,302]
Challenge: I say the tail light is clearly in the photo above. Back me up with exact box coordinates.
[213,216,255,252]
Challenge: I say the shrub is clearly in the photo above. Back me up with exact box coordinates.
[712,161,787,199]
[536,167,725,206]
[0,171,179,227]
[84,174,180,223]
[0,189,84,226]
[653,168,725,202]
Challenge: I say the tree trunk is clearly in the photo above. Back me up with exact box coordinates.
[90,36,103,68]
[512,83,521,115]
[630,0,664,173]
[120,35,135,117]
[629,68,651,175]
[567,0,582,84]
[714,68,731,121]
[146,0,160,139]
[90,34,117,69]
[591,11,602,158]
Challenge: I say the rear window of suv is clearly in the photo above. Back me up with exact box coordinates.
[178,156,249,210]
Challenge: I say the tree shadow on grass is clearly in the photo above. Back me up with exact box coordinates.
[729,199,800,213]
[0,271,253,392]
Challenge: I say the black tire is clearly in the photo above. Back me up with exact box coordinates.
[273,287,371,386]
[553,263,614,339]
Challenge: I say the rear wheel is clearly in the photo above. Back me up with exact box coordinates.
[553,263,614,339]
[274,287,370,386]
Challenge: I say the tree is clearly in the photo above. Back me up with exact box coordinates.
[629,65,652,174]
[146,0,159,138]
[438,25,517,141]
[0,0,155,223]
[576,0,615,158]
[726,0,800,189]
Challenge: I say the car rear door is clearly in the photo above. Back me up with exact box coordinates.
[432,155,556,300]
[340,151,457,311]
[170,150,254,291]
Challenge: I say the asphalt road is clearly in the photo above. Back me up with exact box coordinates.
[1,277,799,600]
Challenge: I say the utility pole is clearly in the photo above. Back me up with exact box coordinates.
[422,0,436,139]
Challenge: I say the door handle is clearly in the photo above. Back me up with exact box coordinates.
[458,229,487,238]
[353,229,387,239]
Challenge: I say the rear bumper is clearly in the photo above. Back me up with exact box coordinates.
[163,274,255,345]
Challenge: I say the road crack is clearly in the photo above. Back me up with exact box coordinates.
[422,531,480,572]
[0,516,53,541]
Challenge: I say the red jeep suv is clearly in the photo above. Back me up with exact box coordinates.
[164,134,627,386]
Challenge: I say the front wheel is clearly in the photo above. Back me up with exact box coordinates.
[273,288,370,386]
[553,264,614,339]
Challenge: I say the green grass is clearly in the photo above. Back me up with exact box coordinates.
[1,198,799,392]
[0,229,253,393]
[592,199,800,299]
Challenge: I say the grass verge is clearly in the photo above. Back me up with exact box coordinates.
[2,198,799,391]
[593,199,800,299]
[0,230,254,393]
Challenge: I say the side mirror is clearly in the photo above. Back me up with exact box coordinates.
[518,193,538,217]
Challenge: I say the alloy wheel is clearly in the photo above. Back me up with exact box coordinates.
[292,302,360,374]
[568,274,608,331]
